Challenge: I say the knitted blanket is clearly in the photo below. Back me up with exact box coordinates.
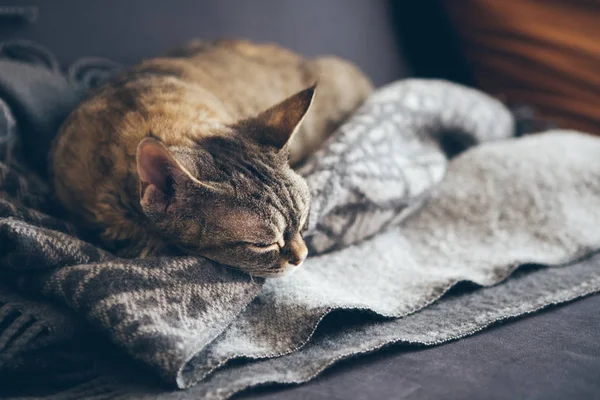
[2,42,600,399]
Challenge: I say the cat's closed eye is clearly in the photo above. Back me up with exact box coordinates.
[247,242,279,251]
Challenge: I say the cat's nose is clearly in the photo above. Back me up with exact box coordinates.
[289,251,307,266]
[287,233,308,266]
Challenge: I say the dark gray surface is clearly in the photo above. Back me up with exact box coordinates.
[1,0,408,86]
[238,294,600,400]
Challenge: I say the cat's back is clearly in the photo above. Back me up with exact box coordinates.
[53,39,315,170]
[159,39,316,116]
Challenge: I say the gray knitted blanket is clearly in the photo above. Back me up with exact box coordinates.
[2,42,600,399]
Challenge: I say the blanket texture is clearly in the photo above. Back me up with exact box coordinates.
[1,42,600,399]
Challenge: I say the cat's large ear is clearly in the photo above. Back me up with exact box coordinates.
[136,137,192,213]
[250,83,316,150]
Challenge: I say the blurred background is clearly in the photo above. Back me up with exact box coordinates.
[2,0,599,134]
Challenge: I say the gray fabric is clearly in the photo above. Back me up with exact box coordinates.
[2,43,600,399]
[0,40,118,174]
[183,253,600,399]
[4,254,600,399]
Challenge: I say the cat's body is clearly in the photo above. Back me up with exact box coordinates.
[50,39,373,276]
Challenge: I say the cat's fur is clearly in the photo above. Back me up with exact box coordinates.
[50,39,373,277]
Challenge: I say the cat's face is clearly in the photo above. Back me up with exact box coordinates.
[136,86,314,277]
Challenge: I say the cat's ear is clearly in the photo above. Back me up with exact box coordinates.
[136,137,191,213]
[251,83,316,150]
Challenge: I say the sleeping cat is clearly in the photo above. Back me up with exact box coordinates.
[50,39,373,277]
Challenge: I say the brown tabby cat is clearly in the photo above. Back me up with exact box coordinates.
[50,39,373,277]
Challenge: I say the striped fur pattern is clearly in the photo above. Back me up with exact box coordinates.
[50,39,373,277]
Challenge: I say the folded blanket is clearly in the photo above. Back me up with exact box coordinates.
[1,42,600,399]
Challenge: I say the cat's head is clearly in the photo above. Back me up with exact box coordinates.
[136,86,315,277]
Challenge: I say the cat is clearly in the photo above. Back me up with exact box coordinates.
[50,39,373,277]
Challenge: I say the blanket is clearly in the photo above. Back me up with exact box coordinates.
[1,42,600,399]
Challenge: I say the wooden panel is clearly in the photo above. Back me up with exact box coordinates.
[444,0,600,134]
